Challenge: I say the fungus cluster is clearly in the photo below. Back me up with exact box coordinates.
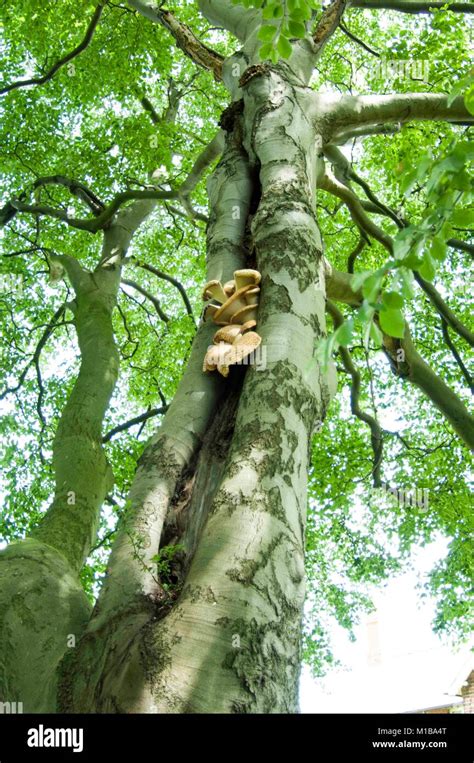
[202,269,262,377]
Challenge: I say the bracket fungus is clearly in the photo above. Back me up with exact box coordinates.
[202,269,262,377]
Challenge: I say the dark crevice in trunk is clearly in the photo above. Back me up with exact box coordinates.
[159,367,246,602]
[244,160,262,270]
[249,161,262,216]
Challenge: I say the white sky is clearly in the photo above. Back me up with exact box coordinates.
[300,538,473,713]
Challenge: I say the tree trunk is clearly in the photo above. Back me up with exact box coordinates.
[59,14,336,712]
[0,265,118,712]
[0,201,156,712]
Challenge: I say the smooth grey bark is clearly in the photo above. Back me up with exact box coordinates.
[136,66,334,713]
[320,93,474,138]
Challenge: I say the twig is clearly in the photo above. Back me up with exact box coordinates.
[132,259,196,324]
[440,319,473,393]
[121,279,170,323]
[103,406,168,442]
[339,21,380,57]
[0,303,67,399]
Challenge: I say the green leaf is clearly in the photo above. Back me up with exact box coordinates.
[258,25,277,41]
[398,268,416,300]
[262,4,276,18]
[447,73,473,105]
[379,308,405,339]
[399,167,418,196]
[357,300,375,323]
[418,253,436,281]
[393,227,418,261]
[277,34,293,59]
[362,273,383,303]
[401,252,423,269]
[382,291,404,309]
[370,320,383,348]
[451,170,471,192]
[317,333,336,372]
[270,47,279,63]
[430,236,447,262]
[465,85,474,116]
[291,6,312,21]
[288,20,307,38]
[452,208,474,226]
[259,42,273,59]
[351,271,371,292]
[334,318,354,347]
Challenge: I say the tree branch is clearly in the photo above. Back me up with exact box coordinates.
[324,142,403,226]
[132,259,196,324]
[351,1,474,13]
[313,0,348,54]
[0,303,67,400]
[325,268,474,449]
[440,319,473,392]
[2,127,223,234]
[138,76,193,128]
[327,300,384,486]
[414,272,474,347]
[331,122,402,145]
[327,93,474,136]
[322,161,474,352]
[347,236,366,273]
[33,175,105,215]
[197,0,260,41]
[447,238,474,257]
[0,3,106,96]
[3,189,177,233]
[381,326,474,450]
[338,20,380,57]
[323,156,474,264]
[128,0,224,79]
[319,171,393,251]
[325,264,363,305]
[179,131,225,198]
[2,121,223,234]
[103,406,168,443]
[121,279,170,323]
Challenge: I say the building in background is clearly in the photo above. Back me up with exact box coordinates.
[300,561,473,714]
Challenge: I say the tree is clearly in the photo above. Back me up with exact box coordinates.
[0,0,472,714]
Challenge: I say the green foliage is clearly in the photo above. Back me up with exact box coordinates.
[233,0,317,61]
[318,89,473,357]
[0,0,472,677]
[151,543,185,590]
[308,5,473,660]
